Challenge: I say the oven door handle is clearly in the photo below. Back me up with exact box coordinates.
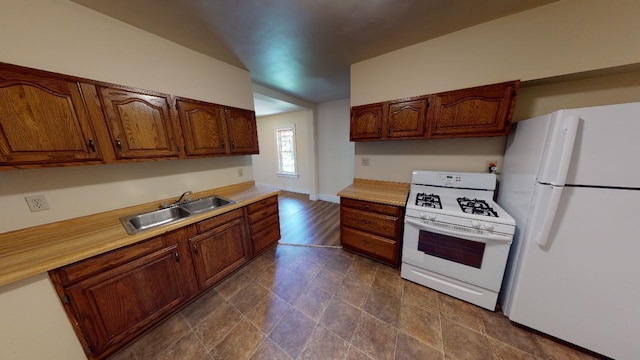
[405,218,510,243]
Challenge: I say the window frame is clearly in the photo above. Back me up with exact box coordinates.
[275,124,299,178]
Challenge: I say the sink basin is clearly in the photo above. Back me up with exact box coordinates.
[120,195,236,234]
[180,196,235,214]
[120,206,190,234]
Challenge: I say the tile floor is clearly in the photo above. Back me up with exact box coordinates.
[111,244,604,360]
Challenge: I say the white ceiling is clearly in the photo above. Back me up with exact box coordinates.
[72,0,556,109]
[253,92,308,117]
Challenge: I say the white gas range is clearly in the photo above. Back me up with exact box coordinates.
[401,171,515,310]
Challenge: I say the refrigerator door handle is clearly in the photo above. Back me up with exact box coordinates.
[534,186,564,247]
[538,114,580,185]
[555,115,580,185]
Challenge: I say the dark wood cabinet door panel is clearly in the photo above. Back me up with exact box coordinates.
[341,207,399,238]
[350,104,383,140]
[387,99,428,138]
[66,245,187,357]
[429,81,519,138]
[340,197,403,267]
[225,107,259,154]
[177,99,229,156]
[190,217,250,289]
[341,227,398,266]
[340,197,401,217]
[251,224,281,255]
[0,69,103,164]
[99,87,180,159]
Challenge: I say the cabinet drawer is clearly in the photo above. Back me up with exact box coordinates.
[248,205,278,225]
[53,236,167,286]
[247,196,278,214]
[340,197,401,217]
[341,207,398,238]
[251,224,281,254]
[250,213,279,235]
[341,227,397,265]
[197,209,244,233]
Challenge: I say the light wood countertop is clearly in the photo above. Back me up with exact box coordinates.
[337,178,409,207]
[0,181,280,287]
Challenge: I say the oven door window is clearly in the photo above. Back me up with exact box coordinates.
[418,230,485,268]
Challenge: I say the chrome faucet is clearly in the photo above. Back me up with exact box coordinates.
[175,191,193,205]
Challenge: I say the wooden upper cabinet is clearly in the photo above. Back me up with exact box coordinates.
[386,99,428,139]
[0,67,103,165]
[225,107,259,154]
[350,104,383,140]
[428,81,519,138]
[99,87,181,159]
[177,99,228,156]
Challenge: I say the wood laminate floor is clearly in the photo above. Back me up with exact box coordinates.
[277,191,341,247]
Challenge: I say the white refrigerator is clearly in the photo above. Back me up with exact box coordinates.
[497,102,640,360]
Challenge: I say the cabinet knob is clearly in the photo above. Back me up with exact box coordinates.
[174,252,180,262]
[231,141,235,149]
[192,244,198,254]
[116,138,123,151]
[88,138,96,152]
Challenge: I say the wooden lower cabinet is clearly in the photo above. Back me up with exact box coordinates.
[49,196,280,360]
[49,227,198,359]
[246,195,281,255]
[190,209,250,289]
[340,197,404,267]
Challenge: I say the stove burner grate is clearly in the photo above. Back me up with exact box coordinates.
[415,193,442,209]
[457,197,498,217]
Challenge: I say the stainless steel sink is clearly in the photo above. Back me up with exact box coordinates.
[180,196,235,214]
[120,195,236,234]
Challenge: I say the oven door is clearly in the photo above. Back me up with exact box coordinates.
[402,217,512,291]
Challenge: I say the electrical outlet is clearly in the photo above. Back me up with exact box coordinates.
[237,168,244,177]
[486,160,498,174]
[361,157,370,166]
[25,195,50,212]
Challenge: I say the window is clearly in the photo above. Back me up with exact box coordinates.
[276,125,298,178]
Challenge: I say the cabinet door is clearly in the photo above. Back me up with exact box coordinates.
[0,69,102,164]
[225,108,259,154]
[350,104,383,140]
[177,99,229,156]
[386,99,428,138]
[99,87,180,159]
[190,217,250,289]
[66,244,189,357]
[429,81,519,138]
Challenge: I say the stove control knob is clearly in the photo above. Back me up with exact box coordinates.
[428,214,437,221]
[483,223,495,231]
[471,220,481,229]
[419,212,427,220]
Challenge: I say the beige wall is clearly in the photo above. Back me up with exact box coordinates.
[513,67,640,121]
[351,0,640,106]
[351,0,640,182]
[0,274,86,360]
[0,1,254,359]
[317,99,354,202]
[252,110,314,194]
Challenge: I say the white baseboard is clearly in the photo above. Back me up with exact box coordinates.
[318,194,340,203]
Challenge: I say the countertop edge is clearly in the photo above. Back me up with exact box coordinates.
[0,181,281,287]
[337,178,409,207]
